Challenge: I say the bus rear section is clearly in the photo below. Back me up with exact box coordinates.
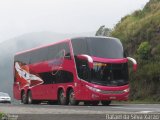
[13,40,76,105]
[13,37,137,106]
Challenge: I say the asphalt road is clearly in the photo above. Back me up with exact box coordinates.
[0,103,160,120]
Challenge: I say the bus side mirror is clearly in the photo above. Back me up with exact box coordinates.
[127,57,137,72]
[77,54,93,69]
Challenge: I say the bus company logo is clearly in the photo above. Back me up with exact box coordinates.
[15,62,44,89]
[48,59,63,66]
[48,59,63,70]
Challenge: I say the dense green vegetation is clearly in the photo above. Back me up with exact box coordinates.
[96,0,160,102]
[0,113,4,119]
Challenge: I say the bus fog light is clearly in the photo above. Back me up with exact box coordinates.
[125,95,129,98]
[92,94,99,99]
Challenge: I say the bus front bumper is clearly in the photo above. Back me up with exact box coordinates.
[90,92,129,101]
[86,85,129,101]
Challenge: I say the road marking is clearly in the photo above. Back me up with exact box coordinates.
[111,107,149,109]
[139,111,153,113]
[112,107,152,109]
[111,107,158,111]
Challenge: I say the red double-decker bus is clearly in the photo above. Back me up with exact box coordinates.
[13,37,137,105]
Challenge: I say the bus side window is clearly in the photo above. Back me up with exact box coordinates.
[75,57,90,81]
[29,47,48,64]
[15,52,30,65]
[39,72,56,84]
[64,53,71,59]
[60,43,71,60]
[47,42,71,60]
[55,70,73,83]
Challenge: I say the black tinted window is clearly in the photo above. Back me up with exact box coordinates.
[71,38,89,56]
[39,72,56,84]
[15,52,30,65]
[89,38,124,58]
[55,70,73,83]
[75,58,90,81]
[71,37,124,59]
[39,70,73,84]
[30,47,48,64]
[47,42,70,60]
[15,42,71,65]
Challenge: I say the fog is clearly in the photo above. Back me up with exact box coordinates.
[0,0,149,42]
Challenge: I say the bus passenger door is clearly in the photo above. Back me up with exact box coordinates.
[74,58,90,100]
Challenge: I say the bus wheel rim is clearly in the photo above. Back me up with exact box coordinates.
[70,92,75,102]
[60,92,65,103]
[22,94,26,102]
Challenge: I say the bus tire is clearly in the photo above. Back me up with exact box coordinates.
[21,91,28,104]
[27,91,33,104]
[58,89,68,105]
[101,100,111,106]
[69,89,79,105]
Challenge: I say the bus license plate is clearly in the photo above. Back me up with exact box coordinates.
[109,96,116,99]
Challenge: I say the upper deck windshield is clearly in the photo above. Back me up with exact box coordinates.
[71,37,124,59]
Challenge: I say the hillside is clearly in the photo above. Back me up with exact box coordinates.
[97,0,160,102]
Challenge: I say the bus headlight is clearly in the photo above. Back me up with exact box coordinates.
[86,85,101,92]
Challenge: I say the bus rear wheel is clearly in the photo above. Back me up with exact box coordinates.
[27,91,33,104]
[28,91,40,104]
[101,100,111,106]
[58,89,68,105]
[21,92,28,104]
[69,89,79,105]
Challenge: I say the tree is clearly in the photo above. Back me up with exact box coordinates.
[137,41,151,60]
[95,25,111,37]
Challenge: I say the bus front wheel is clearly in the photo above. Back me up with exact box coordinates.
[101,100,111,106]
[69,89,79,105]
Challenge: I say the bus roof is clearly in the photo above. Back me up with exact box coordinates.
[15,36,121,56]
[71,36,120,41]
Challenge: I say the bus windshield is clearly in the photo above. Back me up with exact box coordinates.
[88,38,124,58]
[91,62,129,86]
[72,37,128,86]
